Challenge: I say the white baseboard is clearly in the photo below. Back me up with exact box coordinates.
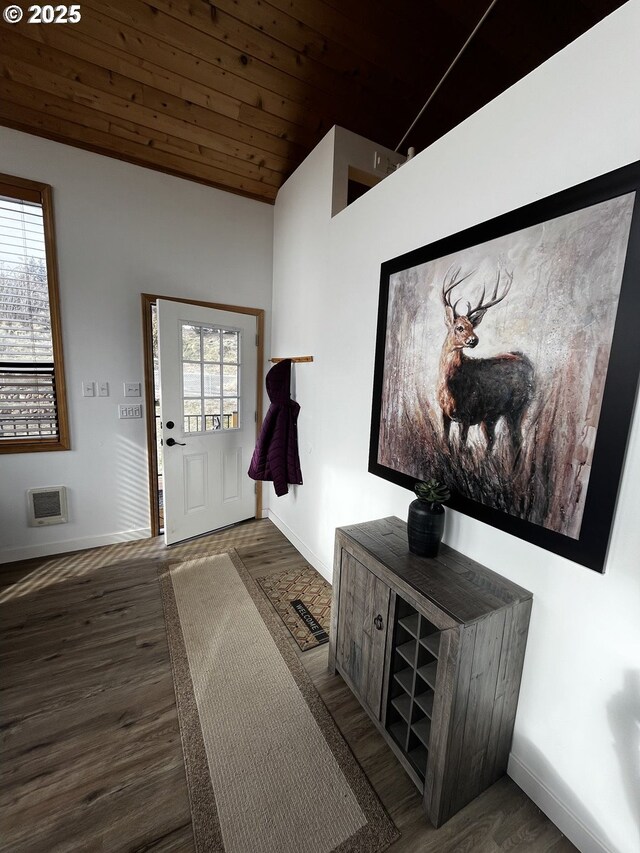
[508,753,612,853]
[266,510,332,583]
[0,528,152,565]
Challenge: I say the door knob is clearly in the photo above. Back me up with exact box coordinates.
[374,614,384,631]
[165,437,186,447]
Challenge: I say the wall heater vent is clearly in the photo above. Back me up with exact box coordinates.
[27,486,68,526]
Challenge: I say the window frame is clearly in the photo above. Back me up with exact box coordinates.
[0,173,70,453]
[180,321,241,435]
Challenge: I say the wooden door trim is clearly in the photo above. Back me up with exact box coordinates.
[141,293,264,538]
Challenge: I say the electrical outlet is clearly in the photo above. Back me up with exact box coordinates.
[98,381,109,397]
[118,404,142,419]
[82,381,95,397]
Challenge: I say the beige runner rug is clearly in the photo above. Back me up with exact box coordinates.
[159,550,399,853]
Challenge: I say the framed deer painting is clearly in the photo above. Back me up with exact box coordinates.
[369,160,640,572]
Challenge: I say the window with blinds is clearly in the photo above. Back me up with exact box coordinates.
[0,174,69,453]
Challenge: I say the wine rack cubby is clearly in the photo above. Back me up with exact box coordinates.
[386,597,440,781]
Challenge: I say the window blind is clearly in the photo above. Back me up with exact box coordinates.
[0,195,59,439]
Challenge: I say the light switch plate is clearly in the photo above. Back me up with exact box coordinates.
[82,381,95,397]
[124,382,141,397]
[98,381,109,397]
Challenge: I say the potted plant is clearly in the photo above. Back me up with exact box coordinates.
[407,478,451,557]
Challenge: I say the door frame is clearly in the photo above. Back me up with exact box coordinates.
[141,293,265,538]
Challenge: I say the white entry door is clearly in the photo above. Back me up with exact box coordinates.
[157,299,258,545]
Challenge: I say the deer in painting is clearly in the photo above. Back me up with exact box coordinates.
[436,266,535,458]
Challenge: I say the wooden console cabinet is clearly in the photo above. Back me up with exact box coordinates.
[328,517,532,827]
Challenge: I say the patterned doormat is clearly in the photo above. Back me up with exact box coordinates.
[255,566,332,651]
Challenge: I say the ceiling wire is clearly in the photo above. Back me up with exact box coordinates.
[395,0,501,153]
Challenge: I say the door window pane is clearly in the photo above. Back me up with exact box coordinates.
[222,331,238,363]
[204,397,221,431]
[223,397,238,428]
[182,324,201,360]
[202,327,221,361]
[223,365,238,395]
[204,364,221,396]
[183,397,202,433]
[182,362,201,397]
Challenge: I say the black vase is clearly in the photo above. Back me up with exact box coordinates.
[407,499,445,557]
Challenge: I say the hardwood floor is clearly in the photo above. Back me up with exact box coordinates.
[0,519,576,852]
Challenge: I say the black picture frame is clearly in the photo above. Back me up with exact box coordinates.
[369,160,640,572]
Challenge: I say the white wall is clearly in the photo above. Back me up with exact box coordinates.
[271,4,640,853]
[0,130,273,561]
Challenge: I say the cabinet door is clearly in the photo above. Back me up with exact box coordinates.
[336,551,391,719]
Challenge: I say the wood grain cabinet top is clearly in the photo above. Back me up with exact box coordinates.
[329,517,533,828]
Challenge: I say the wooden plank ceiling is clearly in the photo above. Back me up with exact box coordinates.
[0,0,626,204]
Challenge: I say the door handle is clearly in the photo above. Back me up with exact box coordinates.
[374,614,384,631]
[165,437,186,447]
